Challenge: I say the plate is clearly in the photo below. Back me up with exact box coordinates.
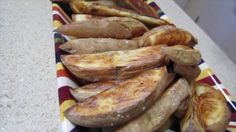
[51,1,236,132]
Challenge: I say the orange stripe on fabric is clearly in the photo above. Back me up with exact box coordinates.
[57,69,70,78]
[60,100,76,121]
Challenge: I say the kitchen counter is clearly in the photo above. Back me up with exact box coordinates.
[0,0,235,131]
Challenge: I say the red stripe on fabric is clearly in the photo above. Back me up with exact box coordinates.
[57,69,70,78]
[223,88,231,95]
[196,74,221,86]
[53,14,66,25]
[231,113,236,121]
[228,125,236,128]
[58,86,75,105]
[53,6,70,23]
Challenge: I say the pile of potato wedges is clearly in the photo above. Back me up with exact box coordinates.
[53,0,231,131]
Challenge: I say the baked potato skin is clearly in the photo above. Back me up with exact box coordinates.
[161,45,201,65]
[139,25,197,47]
[56,17,148,39]
[65,67,174,127]
[59,38,139,54]
[117,78,191,132]
[69,0,169,26]
[112,0,159,18]
[61,45,166,82]
[174,64,201,82]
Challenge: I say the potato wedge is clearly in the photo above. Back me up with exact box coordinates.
[117,78,191,132]
[139,25,197,47]
[71,71,175,102]
[69,0,169,26]
[112,0,159,18]
[56,17,148,39]
[195,83,231,131]
[181,94,205,132]
[61,45,166,82]
[174,98,189,118]
[65,67,175,127]
[181,83,231,132]
[59,38,139,54]
[70,80,123,102]
[174,64,201,82]
[161,45,201,65]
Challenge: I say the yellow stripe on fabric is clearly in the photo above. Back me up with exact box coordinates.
[53,20,63,28]
[52,3,72,23]
[227,127,236,132]
[196,68,214,81]
[57,62,64,71]
[60,100,76,121]
[146,0,154,4]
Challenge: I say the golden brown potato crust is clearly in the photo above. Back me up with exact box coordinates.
[117,78,190,132]
[139,25,197,47]
[181,83,231,132]
[65,67,174,127]
[69,0,169,26]
[61,45,166,82]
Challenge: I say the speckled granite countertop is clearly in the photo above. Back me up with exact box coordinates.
[0,0,235,131]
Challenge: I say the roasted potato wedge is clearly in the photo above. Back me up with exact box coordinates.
[69,0,169,26]
[65,67,175,127]
[70,80,123,102]
[195,83,231,131]
[112,0,159,18]
[59,38,139,54]
[181,94,205,132]
[61,45,166,82]
[161,45,201,65]
[174,64,201,82]
[139,25,197,47]
[56,17,148,39]
[181,83,231,132]
[117,78,191,132]
[174,98,189,118]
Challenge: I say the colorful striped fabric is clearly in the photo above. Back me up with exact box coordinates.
[51,1,236,132]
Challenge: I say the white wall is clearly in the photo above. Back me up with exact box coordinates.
[195,0,236,64]
[174,0,189,9]
[177,0,236,64]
